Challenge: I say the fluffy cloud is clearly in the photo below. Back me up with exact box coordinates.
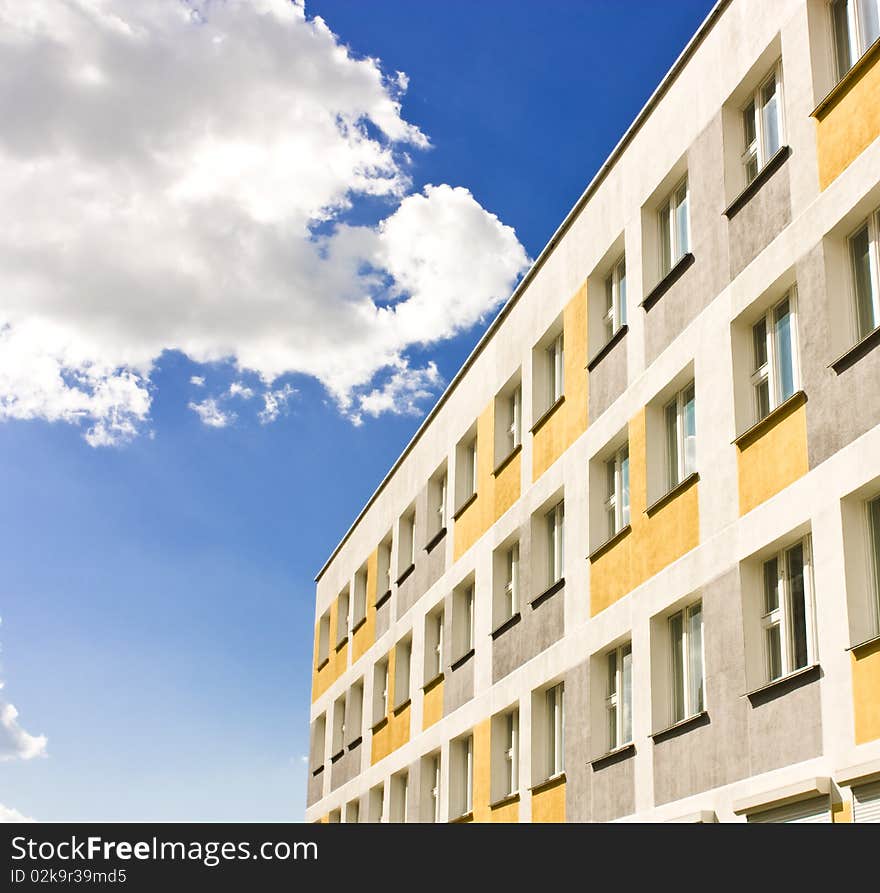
[188,398,235,429]
[0,0,529,444]
[0,803,35,823]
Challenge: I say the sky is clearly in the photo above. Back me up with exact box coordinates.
[0,0,715,822]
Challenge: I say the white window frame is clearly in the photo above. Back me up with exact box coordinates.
[317,610,330,665]
[848,211,880,341]
[658,176,690,277]
[336,589,350,647]
[430,754,442,823]
[504,710,519,797]
[463,436,477,502]
[394,637,412,707]
[830,0,880,81]
[668,601,705,724]
[546,501,565,586]
[378,536,393,599]
[750,289,800,424]
[436,471,448,532]
[454,735,474,818]
[868,495,880,637]
[546,333,565,407]
[332,692,346,755]
[604,445,630,539]
[425,607,444,681]
[664,382,697,491]
[373,658,389,725]
[352,566,367,627]
[760,536,818,683]
[606,642,633,751]
[741,63,784,185]
[504,542,520,619]
[507,386,522,454]
[545,683,565,779]
[391,772,408,824]
[603,255,627,343]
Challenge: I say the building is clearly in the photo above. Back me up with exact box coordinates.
[306,0,880,824]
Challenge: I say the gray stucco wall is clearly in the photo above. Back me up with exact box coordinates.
[797,242,880,468]
[443,594,475,715]
[645,113,730,365]
[396,482,447,620]
[726,152,792,279]
[563,660,591,822]
[588,331,629,424]
[375,594,391,640]
[307,767,324,807]
[330,742,361,791]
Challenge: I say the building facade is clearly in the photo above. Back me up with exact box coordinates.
[306,0,880,824]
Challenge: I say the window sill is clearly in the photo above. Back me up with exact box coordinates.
[330,749,345,764]
[590,742,635,770]
[334,635,348,652]
[640,252,695,312]
[449,811,473,824]
[311,764,324,778]
[452,492,477,521]
[587,524,632,562]
[645,472,699,518]
[371,716,389,734]
[586,324,628,371]
[744,663,820,705]
[315,657,329,672]
[395,563,415,587]
[422,671,444,692]
[375,588,392,610]
[347,736,362,751]
[351,616,367,635]
[424,527,447,553]
[830,324,880,375]
[489,791,521,810]
[490,611,521,640]
[529,772,566,795]
[450,648,475,672]
[651,710,709,744]
[812,35,880,119]
[732,389,807,449]
[492,443,522,477]
[848,633,880,658]
[723,146,791,219]
[392,697,411,716]
[733,776,831,817]
[529,577,565,609]
[530,395,565,434]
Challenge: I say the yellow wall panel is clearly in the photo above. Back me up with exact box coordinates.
[815,43,880,189]
[422,676,444,730]
[832,800,853,823]
[531,776,566,823]
[370,646,411,764]
[737,399,808,516]
[351,549,378,664]
[852,638,880,745]
[312,595,349,701]
[532,284,589,482]
[590,409,700,615]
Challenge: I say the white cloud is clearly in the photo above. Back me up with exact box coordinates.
[0,618,47,764]
[190,376,205,387]
[354,361,442,425]
[0,0,529,445]
[228,382,255,400]
[188,398,235,428]
[0,803,35,823]
[259,384,297,424]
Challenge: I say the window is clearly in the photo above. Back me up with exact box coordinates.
[750,291,798,423]
[328,808,341,824]
[390,771,409,823]
[603,255,627,342]
[547,501,565,586]
[399,507,416,576]
[429,754,442,822]
[424,605,444,681]
[669,602,704,723]
[848,211,880,340]
[347,679,363,744]
[831,0,880,81]
[452,734,474,818]
[369,784,385,823]
[545,683,564,778]
[430,467,448,536]
[453,583,475,658]
[664,382,696,490]
[606,642,633,751]
[336,587,350,646]
[491,708,519,801]
[761,538,817,682]
[316,610,330,666]
[344,799,360,824]
[352,564,367,627]
[546,333,565,406]
[494,542,520,626]
[377,535,393,600]
[394,637,412,707]
[869,496,880,636]
[457,432,478,506]
[741,64,783,184]
[310,713,326,772]
[658,177,689,277]
[332,692,346,756]
[372,657,389,725]
[605,445,630,538]
[505,386,522,454]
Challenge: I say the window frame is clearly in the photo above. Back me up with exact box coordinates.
[830,0,880,81]
[658,176,690,278]
[749,289,800,424]
[430,753,442,823]
[504,709,520,797]
[606,642,633,751]
[504,542,520,619]
[394,637,412,707]
[546,333,565,407]
[425,606,444,681]
[604,445,630,539]
[847,211,880,342]
[317,610,331,665]
[545,683,565,779]
[546,501,565,586]
[352,565,368,627]
[372,657,389,725]
[868,495,880,637]
[760,536,818,683]
[668,601,705,724]
[664,381,697,491]
[507,385,522,454]
[740,62,785,185]
[603,254,628,343]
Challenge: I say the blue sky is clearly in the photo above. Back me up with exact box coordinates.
[0,0,714,822]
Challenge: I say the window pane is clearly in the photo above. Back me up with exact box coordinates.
[618,259,627,325]
[786,543,809,671]
[607,703,617,751]
[832,0,854,76]
[688,602,704,714]
[755,378,771,421]
[851,225,877,339]
[764,557,779,613]
[665,400,680,488]
[752,317,768,370]
[621,449,630,526]
[870,497,880,631]
[743,101,756,149]
[766,624,782,681]
[675,185,689,257]
[621,644,633,744]
[761,74,780,159]
[859,0,880,50]
[659,203,671,276]
[670,611,685,722]
[607,650,617,696]
[683,384,696,476]
[774,299,795,402]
